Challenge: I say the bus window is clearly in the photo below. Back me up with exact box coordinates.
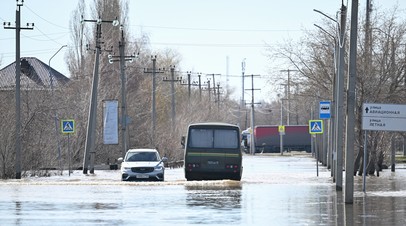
[214,129,238,149]
[189,129,212,148]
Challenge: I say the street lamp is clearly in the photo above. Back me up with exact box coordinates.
[314,6,347,191]
[48,45,67,175]
[49,45,67,88]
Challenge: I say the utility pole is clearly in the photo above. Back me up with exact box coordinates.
[241,59,246,127]
[280,69,298,125]
[144,56,164,146]
[335,3,347,191]
[81,16,119,174]
[180,71,192,103]
[191,73,204,101]
[3,0,34,179]
[198,73,202,101]
[204,79,212,114]
[207,74,221,107]
[216,83,222,110]
[344,0,359,204]
[163,66,182,131]
[187,71,191,101]
[246,74,261,155]
[108,26,137,157]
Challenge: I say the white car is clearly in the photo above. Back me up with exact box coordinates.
[118,149,167,181]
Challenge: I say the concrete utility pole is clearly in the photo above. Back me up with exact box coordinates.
[241,59,246,127]
[144,56,163,146]
[206,79,212,113]
[207,74,221,107]
[81,16,119,174]
[335,4,347,191]
[108,27,137,157]
[216,83,222,110]
[344,0,359,204]
[190,73,204,101]
[197,73,202,100]
[181,71,192,102]
[245,74,261,155]
[163,66,182,131]
[3,0,34,179]
[280,69,298,125]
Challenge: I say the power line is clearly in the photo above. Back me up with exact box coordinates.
[28,26,66,45]
[24,4,70,30]
[130,24,302,33]
[128,40,269,48]
[0,31,70,41]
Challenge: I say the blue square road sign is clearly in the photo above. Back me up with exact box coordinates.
[309,120,323,134]
[61,120,75,134]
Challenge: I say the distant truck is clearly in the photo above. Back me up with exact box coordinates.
[242,125,311,153]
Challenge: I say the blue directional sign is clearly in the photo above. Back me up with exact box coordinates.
[61,120,75,134]
[309,120,323,134]
[319,101,331,119]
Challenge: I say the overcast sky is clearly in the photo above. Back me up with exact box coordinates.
[1,0,405,102]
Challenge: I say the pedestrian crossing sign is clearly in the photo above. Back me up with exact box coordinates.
[61,119,75,134]
[309,120,323,134]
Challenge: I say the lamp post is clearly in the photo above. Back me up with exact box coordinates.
[314,5,347,191]
[313,23,337,170]
[48,45,67,175]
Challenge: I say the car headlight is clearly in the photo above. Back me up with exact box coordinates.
[123,167,132,170]
[154,165,163,170]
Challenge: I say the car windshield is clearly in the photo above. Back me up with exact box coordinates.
[126,152,159,162]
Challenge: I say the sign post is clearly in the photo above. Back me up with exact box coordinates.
[309,120,323,177]
[361,103,406,191]
[319,101,331,166]
[278,125,285,155]
[61,119,75,176]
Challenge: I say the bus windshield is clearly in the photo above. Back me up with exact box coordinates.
[188,128,239,149]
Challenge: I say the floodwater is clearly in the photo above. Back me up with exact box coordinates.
[1,154,406,225]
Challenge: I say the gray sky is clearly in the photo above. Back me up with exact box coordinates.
[1,0,405,101]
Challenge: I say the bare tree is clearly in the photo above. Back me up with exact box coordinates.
[265,5,406,176]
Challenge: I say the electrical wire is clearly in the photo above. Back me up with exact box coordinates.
[131,24,302,33]
[24,4,70,30]
[0,32,70,41]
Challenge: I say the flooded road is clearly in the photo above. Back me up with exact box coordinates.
[1,154,406,225]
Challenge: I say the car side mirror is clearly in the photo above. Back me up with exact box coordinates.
[181,136,185,148]
[117,157,124,163]
[156,157,168,167]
